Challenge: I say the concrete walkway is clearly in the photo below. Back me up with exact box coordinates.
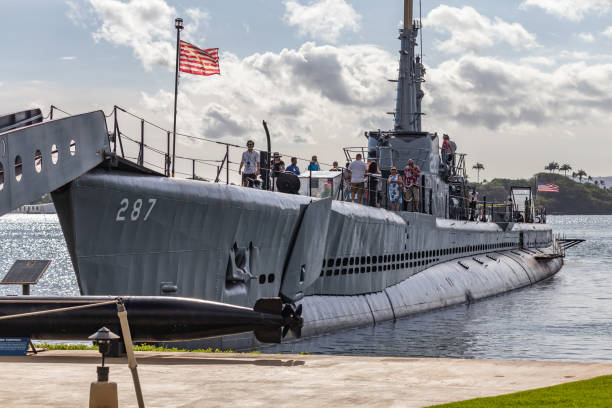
[0,351,611,407]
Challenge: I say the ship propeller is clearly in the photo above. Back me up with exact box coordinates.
[281,303,303,339]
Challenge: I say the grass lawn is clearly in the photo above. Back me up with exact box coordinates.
[33,343,259,353]
[428,375,612,408]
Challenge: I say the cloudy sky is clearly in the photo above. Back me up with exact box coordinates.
[1,0,611,180]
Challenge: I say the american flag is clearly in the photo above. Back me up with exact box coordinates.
[538,181,559,192]
[179,40,220,76]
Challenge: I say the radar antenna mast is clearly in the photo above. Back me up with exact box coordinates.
[394,0,425,133]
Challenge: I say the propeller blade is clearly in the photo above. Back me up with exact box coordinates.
[279,303,304,339]
[282,304,293,318]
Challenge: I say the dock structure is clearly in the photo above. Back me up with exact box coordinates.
[0,352,610,407]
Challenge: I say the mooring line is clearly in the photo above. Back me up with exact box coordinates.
[0,300,117,321]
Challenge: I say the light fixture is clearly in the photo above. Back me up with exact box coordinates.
[88,326,120,407]
[175,18,183,30]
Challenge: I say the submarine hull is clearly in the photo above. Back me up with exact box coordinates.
[298,249,563,337]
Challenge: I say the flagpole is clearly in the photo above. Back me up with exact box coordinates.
[172,17,183,178]
[534,173,538,205]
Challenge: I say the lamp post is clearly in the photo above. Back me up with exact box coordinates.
[88,327,120,408]
[171,17,184,178]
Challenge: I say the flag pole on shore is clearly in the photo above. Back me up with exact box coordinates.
[171,17,183,178]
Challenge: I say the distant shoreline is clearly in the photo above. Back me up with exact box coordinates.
[476,173,612,216]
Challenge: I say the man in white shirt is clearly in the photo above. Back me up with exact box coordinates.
[238,140,260,187]
[348,154,368,203]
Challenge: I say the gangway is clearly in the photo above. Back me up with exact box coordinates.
[0,109,109,217]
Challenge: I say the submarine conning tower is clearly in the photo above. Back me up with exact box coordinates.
[360,0,449,218]
[395,0,425,133]
[366,0,434,175]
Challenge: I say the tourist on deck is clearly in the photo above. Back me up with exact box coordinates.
[525,197,532,223]
[270,152,285,191]
[468,188,478,221]
[238,140,260,187]
[286,157,300,175]
[404,159,420,212]
[271,153,285,176]
[307,156,320,172]
[349,154,368,203]
[343,162,351,200]
[367,161,381,208]
[388,166,403,211]
[330,161,340,171]
[441,134,454,165]
[505,195,513,222]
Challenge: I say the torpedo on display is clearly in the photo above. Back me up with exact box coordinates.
[0,296,303,344]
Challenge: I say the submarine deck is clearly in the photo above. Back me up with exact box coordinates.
[1,351,610,407]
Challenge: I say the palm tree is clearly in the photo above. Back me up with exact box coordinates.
[588,175,593,183]
[545,161,559,174]
[571,171,577,180]
[472,162,484,183]
[559,164,572,176]
[553,162,559,173]
[576,169,587,182]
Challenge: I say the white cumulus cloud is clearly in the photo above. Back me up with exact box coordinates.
[520,0,612,21]
[65,0,95,28]
[140,42,397,148]
[519,56,556,66]
[90,0,176,70]
[424,6,539,54]
[578,32,595,42]
[425,55,612,130]
[185,7,210,32]
[283,0,362,43]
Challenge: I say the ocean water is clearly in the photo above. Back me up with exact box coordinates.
[263,215,612,361]
[0,214,79,297]
[0,214,610,361]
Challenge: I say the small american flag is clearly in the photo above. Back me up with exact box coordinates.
[538,181,559,192]
[179,40,220,76]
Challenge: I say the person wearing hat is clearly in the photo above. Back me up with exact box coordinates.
[270,152,285,191]
[387,166,403,211]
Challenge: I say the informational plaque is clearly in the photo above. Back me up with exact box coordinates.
[0,337,29,356]
[1,260,50,285]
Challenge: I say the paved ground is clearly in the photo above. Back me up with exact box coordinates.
[0,351,611,407]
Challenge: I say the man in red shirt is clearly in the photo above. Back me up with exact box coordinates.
[404,159,420,212]
[441,134,454,166]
